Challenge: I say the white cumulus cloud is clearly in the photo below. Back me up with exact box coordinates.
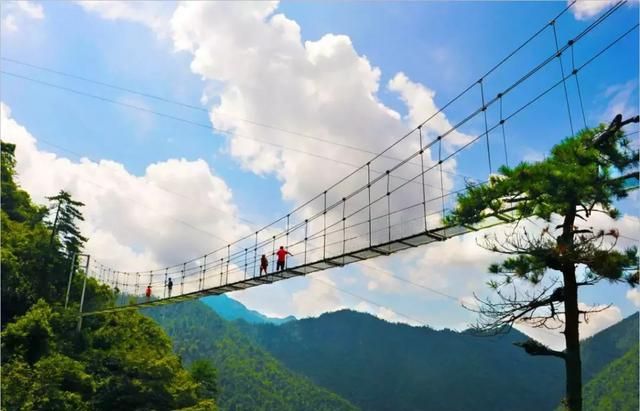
[1,1,44,33]
[627,288,640,308]
[1,101,251,296]
[76,1,174,37]
[570,0,617,20]
[167,1,470,209]
[291,274,346,318]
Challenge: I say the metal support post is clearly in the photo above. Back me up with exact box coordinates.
[367,163,372,247]
[342,198,346,264]
[304,219,308,265]
[419,127,428,232]
[219,258,224,286]
[202,255,207,289]
[323,191,327,260]
[181,263,186,294]
[76,254,90,331]
[272,236,276,271]
[164,268,168,298]
[386,171,391,243]
[244,248,248,279]
[253,232,258,278]
[64,252,76,309]
[286,214,290,250]
[225,245,230,284]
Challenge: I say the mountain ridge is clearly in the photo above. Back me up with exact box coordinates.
[145,301,357,411]
[236,308,639,411]
[201,294,295,325]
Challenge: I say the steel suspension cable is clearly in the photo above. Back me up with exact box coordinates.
[77,2,629,283]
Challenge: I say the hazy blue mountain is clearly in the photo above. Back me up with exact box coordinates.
[201,294,295,325]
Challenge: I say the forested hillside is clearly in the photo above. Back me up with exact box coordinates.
[0,142,216,410]
[236,309,563,410]
[580,312,639,382]
[146,301,358,411]
[236,309,639,411]
[582,343,639,411]
[2,139,637,411]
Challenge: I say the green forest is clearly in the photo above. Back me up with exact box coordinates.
[0,142,216,411]
[1,140,638,411]
[148,297,639,411]
[145,302,357,410]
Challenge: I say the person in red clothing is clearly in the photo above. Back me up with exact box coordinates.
[145,284,152,300]
[276,246,293,271]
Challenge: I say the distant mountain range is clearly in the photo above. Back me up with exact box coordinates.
[201,294,295,325]
[240,309,638,411]
[147,297,639,411]
[239,309,565,411]
[145,301,355,411]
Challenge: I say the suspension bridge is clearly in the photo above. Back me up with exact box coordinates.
[57,1,638,317]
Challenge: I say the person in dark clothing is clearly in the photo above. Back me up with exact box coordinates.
[260,254,269,275]
[276,246,293,271]
[167,277,173,298]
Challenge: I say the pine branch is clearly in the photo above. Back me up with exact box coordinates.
[514,340,565,359]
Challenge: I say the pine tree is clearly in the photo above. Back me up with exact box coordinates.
[47,190,88,258]
[446,114,639,411]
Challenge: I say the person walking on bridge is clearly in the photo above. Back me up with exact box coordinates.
[167,277,173,298]
[276,246,293,271]
[145,284,152,300]
[260,254,269,275]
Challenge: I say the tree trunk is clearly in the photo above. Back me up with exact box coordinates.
[49,200,61,248]
[562,266,582,411]
[561,207,582,411]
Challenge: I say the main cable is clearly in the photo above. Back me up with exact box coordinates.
[55,1,628,276]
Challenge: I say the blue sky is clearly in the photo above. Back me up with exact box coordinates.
[1,1,638,348]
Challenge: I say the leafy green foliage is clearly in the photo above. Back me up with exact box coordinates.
[2,355,94,411]
[446,122,638,286]
[2,300,57,365]
[0,143,98,320]
[1,143,57,322]
[1,144,216,410]
[1,142,47,224]
[2,301,216,410]
[445,119,638,410]
[190,359,218,400]
[447,124,638,227]
[147,301,357,411]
